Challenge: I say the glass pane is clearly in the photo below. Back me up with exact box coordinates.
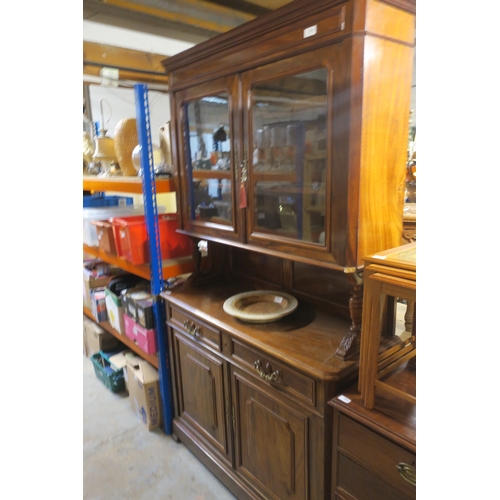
[250,68,327,244]
[185,94,232,225]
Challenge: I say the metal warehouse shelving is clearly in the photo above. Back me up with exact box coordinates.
[83,84,191,434]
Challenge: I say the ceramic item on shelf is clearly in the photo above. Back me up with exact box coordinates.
[83,131,95,167]
[93,134,118,177]
[93,135,116,159]
[159,122,174,176]
[83,111,95,170]
[159,122,172,165]
[223,290,298,323]
[132,144,165,177]
[93,99,119,177]
[114,118,139,176]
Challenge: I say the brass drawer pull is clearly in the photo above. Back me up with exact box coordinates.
[183,320,201,338]
[396,462,416,486]
[254,360,280,382]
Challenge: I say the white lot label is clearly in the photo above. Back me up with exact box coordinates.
[274,296,283,303]
[304,25,317,38]
[338,395,351,404]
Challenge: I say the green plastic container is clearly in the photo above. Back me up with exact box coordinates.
[90,352,125,393]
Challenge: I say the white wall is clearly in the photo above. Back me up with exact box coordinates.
[83,20,199,147]
[88,85,170,148]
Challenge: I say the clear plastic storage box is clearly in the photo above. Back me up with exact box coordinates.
[83,205,166,247]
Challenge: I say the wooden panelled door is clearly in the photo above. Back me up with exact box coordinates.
[231,367,309,500]
[173,331,231,463]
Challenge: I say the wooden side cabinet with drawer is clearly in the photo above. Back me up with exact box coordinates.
[329,386,416,500]
[162,280,359,500]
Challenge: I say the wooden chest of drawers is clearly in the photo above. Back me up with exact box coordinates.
[330,382,416,500]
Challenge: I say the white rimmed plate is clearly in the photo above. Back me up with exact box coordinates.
[223,290,298,323]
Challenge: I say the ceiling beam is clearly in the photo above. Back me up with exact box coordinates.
[83,41,170,85]
[203,0,271,16]
[83,0,255,40]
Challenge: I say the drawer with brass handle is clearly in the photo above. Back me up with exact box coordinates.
[231,338,315,406]
[336,413,416,498]
[253,359,280,382]
[396,462,416,486]
[167,305,221,351]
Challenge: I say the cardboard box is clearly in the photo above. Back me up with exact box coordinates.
[83,315,90,357]
[90,287,108,323]
[104,286,124,334]
[123,313,157,355]
[108,351,142,393]
[122,292,137,321]
[135,297,155,329]
[91,219,117,254]
[84,319,121,357]
[105,275,147,335]
[83,260,116,309]
[107,350,133,369]
[122,285,150,322]
[125,358,162,430]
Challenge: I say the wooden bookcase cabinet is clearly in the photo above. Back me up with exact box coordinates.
[162,0,416,358]
[158,1,416,499]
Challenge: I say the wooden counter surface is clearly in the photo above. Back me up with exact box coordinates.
[161,279,360,382]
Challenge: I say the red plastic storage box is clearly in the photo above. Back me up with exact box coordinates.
[90,219,117,254]
[123,313,157,355]
[111,214,192,265]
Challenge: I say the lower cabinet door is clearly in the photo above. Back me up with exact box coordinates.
[173,330,230,462]
[232,366,309,500]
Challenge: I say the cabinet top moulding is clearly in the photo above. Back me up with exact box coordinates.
[162,0,416,91]
[83,176,175,194]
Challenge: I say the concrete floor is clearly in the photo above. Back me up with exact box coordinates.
[83,354,237,500]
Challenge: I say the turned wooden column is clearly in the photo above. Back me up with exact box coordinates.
[335,272,363,359]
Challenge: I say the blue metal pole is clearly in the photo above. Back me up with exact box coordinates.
[134,83,174,435]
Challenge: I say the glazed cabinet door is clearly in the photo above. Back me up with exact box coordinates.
[172,75,244,242]
[240,44,350,266]
[171,328,231,464]
[231,366,310,500]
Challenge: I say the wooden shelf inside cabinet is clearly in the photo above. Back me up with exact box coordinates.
[303,206,325,214]
[83,306,159,369]
[304,153,326,160]
[190,170,231,180]
[83,244,195,281]
[252,171,297,183]
[83,175,175,194]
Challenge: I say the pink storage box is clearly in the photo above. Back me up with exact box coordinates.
[123,313,157,355]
